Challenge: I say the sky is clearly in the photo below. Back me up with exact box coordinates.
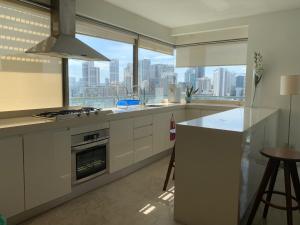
[68,34,246,83]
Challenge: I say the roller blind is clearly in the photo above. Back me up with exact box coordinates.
[176,41,247,67]
[0,0,62,111]
[76,19,137,44]
[139,37,174,55]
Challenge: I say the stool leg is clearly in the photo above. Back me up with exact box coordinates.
[246,159,274,225]
[284,162,293,225]
[263,160,280,218]
[290,162,300,212]
[163,145,175,191]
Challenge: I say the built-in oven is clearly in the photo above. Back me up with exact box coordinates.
[71,129,109,185]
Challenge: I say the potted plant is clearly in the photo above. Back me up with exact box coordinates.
[185,85,198,103]
[252,51,264,106]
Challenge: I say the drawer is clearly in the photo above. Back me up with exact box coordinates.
[134,115,152,128]
[134,136,153,162]
[134,125,152,139]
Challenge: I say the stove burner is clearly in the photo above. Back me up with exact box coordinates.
[34,107,101,120]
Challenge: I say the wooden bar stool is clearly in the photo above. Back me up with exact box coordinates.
[163,144,175,191]
[247,148,300,225]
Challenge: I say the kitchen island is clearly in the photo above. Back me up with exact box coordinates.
[174,107,278,225]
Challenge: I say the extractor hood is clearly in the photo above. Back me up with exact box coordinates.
[26,0,110,61]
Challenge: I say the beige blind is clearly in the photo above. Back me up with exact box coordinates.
[176,41,247,67]
[139,37,174,55]
[0,0,62,111]
[76,19,137,44]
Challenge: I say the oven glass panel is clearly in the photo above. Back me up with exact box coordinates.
[76,144,106,180]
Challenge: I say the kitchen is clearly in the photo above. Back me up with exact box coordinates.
[1,1,300,225]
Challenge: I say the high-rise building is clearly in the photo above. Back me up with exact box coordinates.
[124,63,133,93]
[109,59,119,84]
[196,77,212,95]
[235,75,245,97]
[139,59,151,82]
[184,68,196,87]
[82,61,100,87]
[195,67,205,79]
[213,68,235,96]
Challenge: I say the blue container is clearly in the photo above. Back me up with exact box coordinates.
[116,99,140,107]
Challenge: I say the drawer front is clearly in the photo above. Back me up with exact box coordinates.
[134,125,153,139]
[134,115,153,128]
[134,136,153,162]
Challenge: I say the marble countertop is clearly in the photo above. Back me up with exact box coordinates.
[0,103,238,137]
[178,107,278,132]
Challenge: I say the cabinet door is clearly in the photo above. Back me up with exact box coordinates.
[0,136,24,217]
[153,112,172,154]
[134,135,153,162]
[173,109,186,123]
[110,118,134,173]
[24,129,71,209]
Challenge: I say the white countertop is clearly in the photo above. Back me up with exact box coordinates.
[178,107,278,132]
[0,103,238,137]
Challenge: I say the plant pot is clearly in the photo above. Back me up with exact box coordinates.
[185,96,192,103]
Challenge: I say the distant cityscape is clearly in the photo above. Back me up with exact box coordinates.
[69,59,245,107]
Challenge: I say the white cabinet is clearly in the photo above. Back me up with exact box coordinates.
[110,118,134,173]
[0,136,24,217]
[153,112,173,154]
[173,109,186,123]
[134,135,153,162]
[24,129,71,210]
[133,115,153,163]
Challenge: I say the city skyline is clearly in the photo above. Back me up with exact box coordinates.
[69,34,246,83]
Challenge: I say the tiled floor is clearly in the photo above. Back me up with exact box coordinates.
[21,157,300,225]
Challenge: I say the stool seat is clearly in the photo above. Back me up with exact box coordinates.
[247,148,300,225]
[261,148,300,162]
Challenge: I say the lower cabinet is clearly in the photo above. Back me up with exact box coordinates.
[23,129,71,210]
[109,118,134,173]
[0,136,24,217]
[153,110,186,154]
[134,135,153,162]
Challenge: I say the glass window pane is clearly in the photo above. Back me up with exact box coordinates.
[68,34,133,108]
[138,48,175,104]
[0,1,62,112]
[175,66,246,101]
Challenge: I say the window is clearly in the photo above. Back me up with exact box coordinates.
[175,66,246,100]
[68,34,133,108]
[138,47,175,104]
[0,0,62,112]
[176,41,247,101]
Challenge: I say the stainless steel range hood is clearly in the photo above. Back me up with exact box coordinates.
[26,0,110,61]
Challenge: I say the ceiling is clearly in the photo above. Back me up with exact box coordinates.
[104,0,300,28]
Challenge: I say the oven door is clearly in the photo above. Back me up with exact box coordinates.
[71,139,108,185]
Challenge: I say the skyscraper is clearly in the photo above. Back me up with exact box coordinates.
[82,61,100,87]
[139,59,151,82]
[213,68,235,96]
[109,59,119,84]
[124,63,133,92]
[235,75,245,97]
[196,77,212,95]
[184,68,196,87]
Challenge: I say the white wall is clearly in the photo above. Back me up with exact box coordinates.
[245,8,300,149]
[173,8,300,149]
[76,0,175,44]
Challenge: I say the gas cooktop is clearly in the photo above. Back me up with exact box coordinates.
[34,107,102,120]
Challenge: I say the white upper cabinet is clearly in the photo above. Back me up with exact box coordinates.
[0,136,24,217]
[109,118,134,173]
[23,129,71,210]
